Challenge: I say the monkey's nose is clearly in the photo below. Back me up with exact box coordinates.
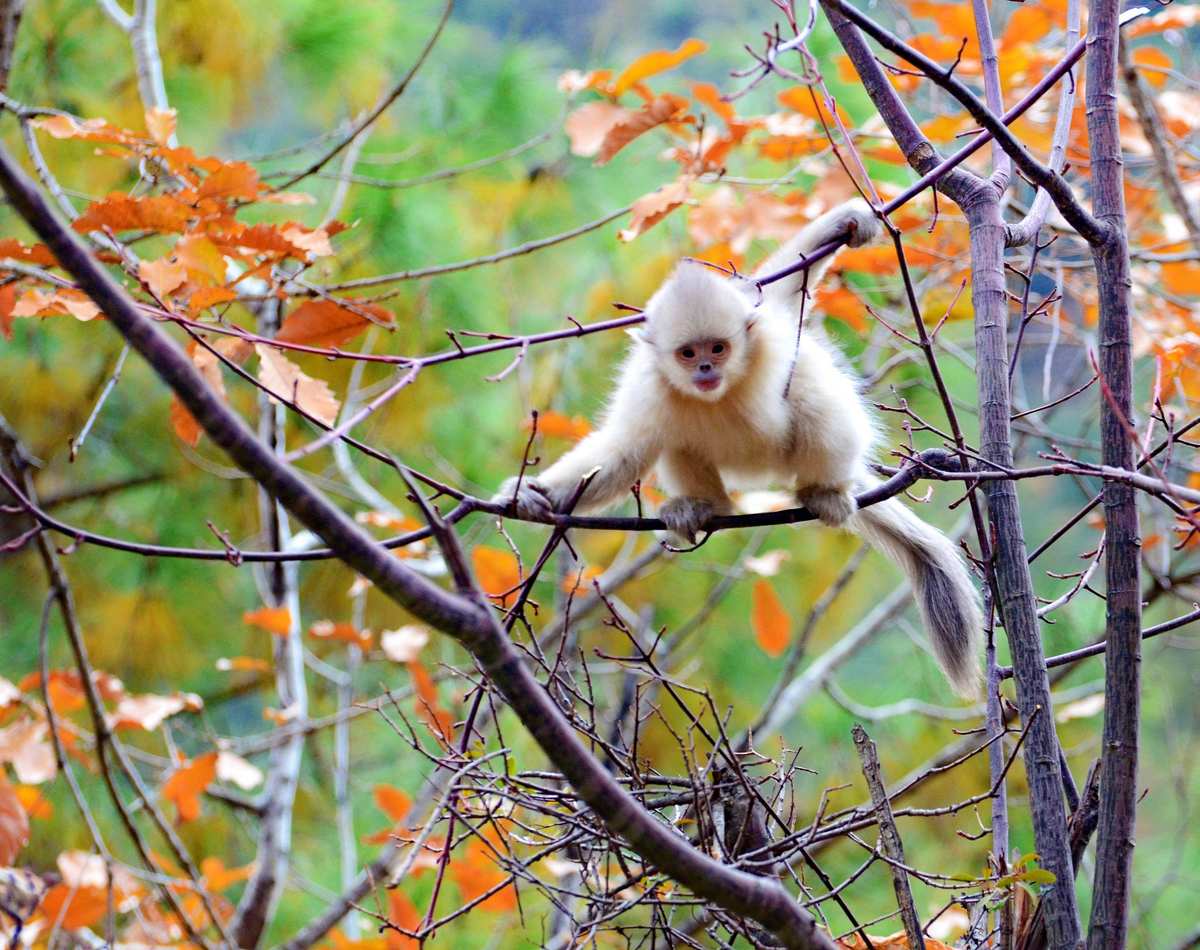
[699,362,712,372]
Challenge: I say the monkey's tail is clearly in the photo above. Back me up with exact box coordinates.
[848,494,983,697]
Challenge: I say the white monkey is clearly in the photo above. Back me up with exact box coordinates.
[494,199,982,696]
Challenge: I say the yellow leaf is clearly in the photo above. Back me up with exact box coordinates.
[145,107,177,146]
[751,580,790,657]
[612,38,708,95]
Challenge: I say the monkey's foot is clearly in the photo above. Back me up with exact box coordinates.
[492,476,555,520]
[799,486,857,527]
[834,199,882,248]
[659,496,717,544]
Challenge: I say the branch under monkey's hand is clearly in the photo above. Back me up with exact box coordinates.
[492,475,556,520]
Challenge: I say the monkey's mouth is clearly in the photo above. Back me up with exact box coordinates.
[694,377,721,392]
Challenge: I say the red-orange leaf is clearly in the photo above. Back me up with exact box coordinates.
[526,410,591,441]
[751,580,790,656]
[386,889,421,949]
[278,299,394,349]
[161,751,218,822]
[407,660,454,747]
[374,784,413,822]
[243,605,293,636]
[74,193,192,234]
[612,38,708,95]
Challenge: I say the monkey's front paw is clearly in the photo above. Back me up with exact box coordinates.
[492,476,556,520]
[659,496,716,544]
[799,487,857,527]
[836,199,882,248]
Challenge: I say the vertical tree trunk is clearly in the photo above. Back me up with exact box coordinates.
[1085,2,1141,947]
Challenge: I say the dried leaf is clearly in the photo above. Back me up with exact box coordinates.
[145,107,177,146]
[109,692,202,731]
[216,751,263,789]
[188,286,238,313]
[751,580,790,657]
[12,288,101,322]
[0,238,57,266]
[278,299,394,349]
[255,344,341,425]
[597,93,691,165]
[565,101,630,157]
[612,38,708,95]
[0,677,18,708]
[381,625,430,663]
[0,718,56,784]
[557,68,612,94]
[618,176,693,242]
[161,751,218,822]
[743,550,791,577]
[32,113,137,144]
[243,605,293,636]
[0,781,29,865]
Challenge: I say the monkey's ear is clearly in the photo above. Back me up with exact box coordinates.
[745,312,758,333]
[627,326,651,344]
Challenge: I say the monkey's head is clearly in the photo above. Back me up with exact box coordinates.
[641,262,755,402]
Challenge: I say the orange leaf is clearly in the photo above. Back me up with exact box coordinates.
[691,82,736,124]
[751,580,790,656]
[201,856,255,892]
[0,780,29,865]
[308,620,373,651]
[243,605,293,636]
[526,410,591,441]
[31,113,138,145]
[1162,261,1200,296]
[139,257,188,300]
[386,889,421,949]
[1132,47,1172,88]
[450,833,517,912]
[814,286,867,332]
[407,660,454,746]
[255,344,341,425]
[373,784,413,822]
[12,288,101,322]
[612,38,708,95]
[618,176,693,242]
[597,93,691,165]
[189,286,238,313]
[170,395,202,447]
[74,193,192,234]
[0,238,56,266]
[216,655,273,674]
[838,934,955,950]
[36,884,108,930]
[198,161,260,202]
[777,87,853,128]
[13,784,52,821]
[161,751,218,822]
[472,546,521,604]
[278,299,394,349]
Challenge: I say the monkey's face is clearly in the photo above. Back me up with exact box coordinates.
[671,337,734,400]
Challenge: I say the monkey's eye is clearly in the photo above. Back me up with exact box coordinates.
[712,342,725,355]
[679,347,696,360]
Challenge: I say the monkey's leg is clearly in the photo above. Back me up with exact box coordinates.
[657,450,733,542]
[797,484,857,527]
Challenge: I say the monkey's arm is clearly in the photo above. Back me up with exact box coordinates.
[755,198,881,307]
[492,425,660,519]
[656,449,733,542]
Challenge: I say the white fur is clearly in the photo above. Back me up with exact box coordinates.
[494,199,982,695]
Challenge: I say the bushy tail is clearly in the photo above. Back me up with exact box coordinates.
[849,494,983,697]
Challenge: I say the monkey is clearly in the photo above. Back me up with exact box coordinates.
[493,198,983,696]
